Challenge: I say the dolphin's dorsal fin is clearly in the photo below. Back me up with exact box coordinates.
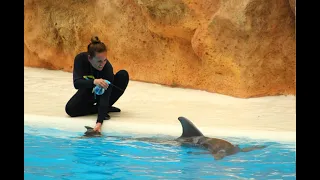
[85,126,94,130]
[178,117,204,137]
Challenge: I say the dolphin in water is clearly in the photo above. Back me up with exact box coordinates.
[176,116,267,160]
[81,116,266,160]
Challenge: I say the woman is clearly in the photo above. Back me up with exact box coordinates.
[65,36,129,132]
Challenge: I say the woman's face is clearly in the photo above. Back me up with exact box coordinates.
[88,52,107,71]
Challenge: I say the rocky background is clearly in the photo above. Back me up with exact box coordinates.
[24,0,296,98]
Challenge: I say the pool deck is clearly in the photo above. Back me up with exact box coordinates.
[24,67,296,143]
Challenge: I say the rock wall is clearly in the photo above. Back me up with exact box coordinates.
[24,0,296,98]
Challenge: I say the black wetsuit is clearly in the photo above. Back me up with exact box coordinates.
[65,52,129,124]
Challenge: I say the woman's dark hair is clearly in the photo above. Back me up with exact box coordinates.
[87,36,107,57]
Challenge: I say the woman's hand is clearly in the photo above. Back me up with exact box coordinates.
[94,122,102,132]
[94,79,109,89]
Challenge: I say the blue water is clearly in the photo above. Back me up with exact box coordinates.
[24,125,296,180]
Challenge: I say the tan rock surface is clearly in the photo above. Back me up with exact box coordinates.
[24,0,296,98]
[289,0,295,15]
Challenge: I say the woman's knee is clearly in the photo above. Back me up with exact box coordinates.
[115,70,129,80]
[65,102,77,117]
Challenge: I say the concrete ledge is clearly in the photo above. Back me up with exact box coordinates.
[24,67,296,143]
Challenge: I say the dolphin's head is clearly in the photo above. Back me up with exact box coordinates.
[84,126,102,137]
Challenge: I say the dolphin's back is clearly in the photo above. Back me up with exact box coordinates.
[178,117,204,137]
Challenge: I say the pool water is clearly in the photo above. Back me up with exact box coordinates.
[24,125,296,180]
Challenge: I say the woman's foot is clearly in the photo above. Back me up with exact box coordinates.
[105,114,111,120]
[108,106,121,113]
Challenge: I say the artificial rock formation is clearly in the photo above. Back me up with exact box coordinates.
[24,0,296,98]
[289,0,295,15]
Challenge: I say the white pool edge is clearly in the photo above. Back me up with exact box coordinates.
[24,114,296,143]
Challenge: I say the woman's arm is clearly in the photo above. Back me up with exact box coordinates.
[73,54,95,89]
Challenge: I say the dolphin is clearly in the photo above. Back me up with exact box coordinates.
[176,116,267,160]
[80,116,266,160]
